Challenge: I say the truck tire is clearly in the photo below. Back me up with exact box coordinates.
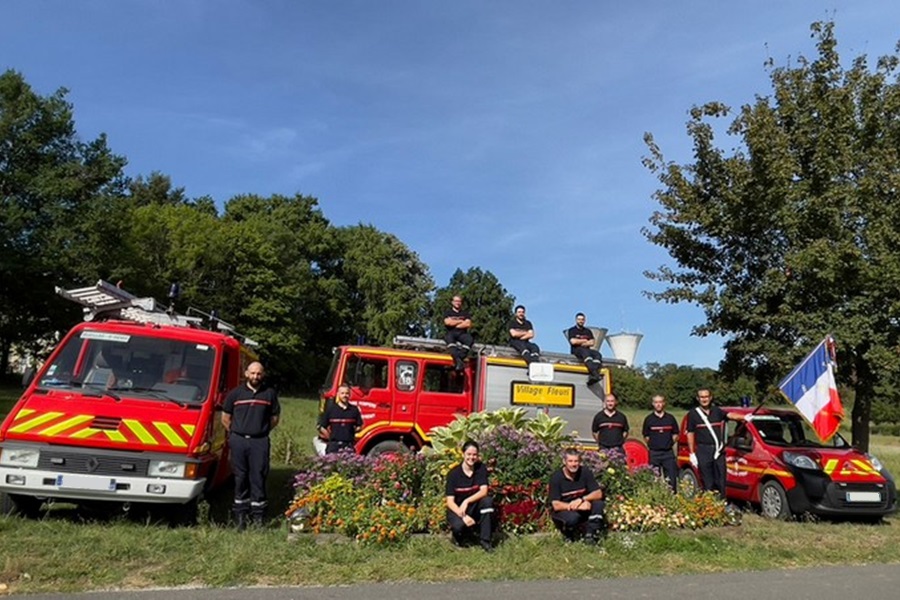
[0,492,43,518]
[367,440,408,457]
[759,480,791,520]
[678,468,700,497]
[167,498,199,527]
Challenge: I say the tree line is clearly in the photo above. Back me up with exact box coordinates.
[0,69,515,391]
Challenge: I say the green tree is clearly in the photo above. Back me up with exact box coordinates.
[220,194,341,390]
[642,22,900,450]
[608,366,653,408]
[0,70,127,372]
[431,267,516,345]
[336,224,434,345]
[640,363,719,409]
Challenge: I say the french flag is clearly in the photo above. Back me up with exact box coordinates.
[778,336,844,442]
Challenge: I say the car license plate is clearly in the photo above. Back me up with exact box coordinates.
[56,474,116,492]
[846,491,881,502]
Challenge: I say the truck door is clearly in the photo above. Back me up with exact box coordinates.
[416,360,469,436]
[725,420,758,502]
[345,354,391,433]
[391,359,418,424]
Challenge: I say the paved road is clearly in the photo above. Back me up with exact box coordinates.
[17,564,900,600]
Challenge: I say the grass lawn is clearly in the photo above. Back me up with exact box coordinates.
[0,386,898,594]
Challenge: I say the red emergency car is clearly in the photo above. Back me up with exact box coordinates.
[676,406,897,520]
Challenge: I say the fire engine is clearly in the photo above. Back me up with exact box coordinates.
[316,335,649,466]
[0,281,258,522]
[676,406,897,520]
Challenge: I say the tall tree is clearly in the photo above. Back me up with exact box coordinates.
[431,267,515,345]
[336,224,434,345]
[0,70,126,372]
[642,22,900,450]
[128,171,188,207]
[219,194,341,390]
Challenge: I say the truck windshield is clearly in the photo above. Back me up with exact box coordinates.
[754,414,848,448]
[38,329,216,405]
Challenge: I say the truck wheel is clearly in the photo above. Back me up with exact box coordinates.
[759,480,791,520]
[0,492,43,518]
[367,440,408,457]
[166,498,199,527]
[678,468,700,497]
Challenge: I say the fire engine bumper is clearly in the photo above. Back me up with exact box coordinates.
[0,466,205,505]
[785,468,898,517]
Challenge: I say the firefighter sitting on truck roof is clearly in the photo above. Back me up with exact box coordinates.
[567,312,603,386]
[507,305,541,364]
[443,295,473,372]
[222,361,280,530]
[317,383,363,454]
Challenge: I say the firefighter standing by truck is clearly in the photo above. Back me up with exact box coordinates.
[317,384,363,454]
[592,392,629,457]
[686,388,745,500]
[642,394,679,490]
[222,361,280,530]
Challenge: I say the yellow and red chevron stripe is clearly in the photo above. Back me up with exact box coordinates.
[8,408,196,448]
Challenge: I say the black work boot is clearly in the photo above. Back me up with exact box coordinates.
[235,512,247,532]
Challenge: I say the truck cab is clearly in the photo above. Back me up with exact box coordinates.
[0,281,257,521]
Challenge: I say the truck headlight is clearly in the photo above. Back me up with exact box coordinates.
[868,454,884,472]
[783,452,819,470]
[0,447,40,468]
[148,460,186,478]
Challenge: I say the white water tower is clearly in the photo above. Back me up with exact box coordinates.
[606,332,643,367]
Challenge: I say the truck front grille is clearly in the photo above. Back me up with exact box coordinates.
[38,450,149,477]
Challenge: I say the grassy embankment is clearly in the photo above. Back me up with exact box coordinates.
[0,387,898,594]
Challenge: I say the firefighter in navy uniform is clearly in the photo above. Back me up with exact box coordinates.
[445,440,494,551]
[549,448,606,544]
[507,305,541,364]
[443,295,474,372]
[686,388,746,499]
[222,361,280,530]
[567,312,603,385]
[642,394,679,491]
[591,392,629,457]
[317,383,363,454]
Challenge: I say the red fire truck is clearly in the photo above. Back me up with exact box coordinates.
[315,335,649,466]
[0,281,258,522]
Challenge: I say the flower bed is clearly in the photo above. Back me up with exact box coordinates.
[286,409,729,544]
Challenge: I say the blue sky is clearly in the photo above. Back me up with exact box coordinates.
[2,1,897,368]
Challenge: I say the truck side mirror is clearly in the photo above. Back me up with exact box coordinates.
[733,436,753,452]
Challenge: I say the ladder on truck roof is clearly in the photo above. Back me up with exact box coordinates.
[392,335,626,367]
[56,280,203,328]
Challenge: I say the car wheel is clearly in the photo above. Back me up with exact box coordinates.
[367,440,408,457]
[759,480,791,520]
[0,491,43,518]
[678,468,700,497]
